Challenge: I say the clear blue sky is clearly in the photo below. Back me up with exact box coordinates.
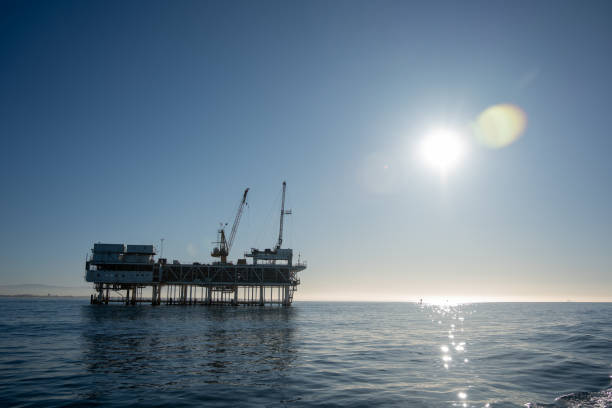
[1,0,611,301]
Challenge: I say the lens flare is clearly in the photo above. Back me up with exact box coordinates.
[473,104,527,148]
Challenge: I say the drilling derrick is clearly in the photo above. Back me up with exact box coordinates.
[246,181,294,266]
[212,188,249,263]
[276,181,292,251]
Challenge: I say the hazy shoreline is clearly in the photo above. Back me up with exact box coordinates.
[0,294,89,298]
[1,295,610,304]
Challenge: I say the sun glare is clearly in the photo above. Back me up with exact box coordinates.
[420,128,466,174]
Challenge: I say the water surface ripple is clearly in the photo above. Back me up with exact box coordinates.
[0,299,610,407]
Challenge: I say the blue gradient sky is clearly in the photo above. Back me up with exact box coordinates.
[1,0,611,301]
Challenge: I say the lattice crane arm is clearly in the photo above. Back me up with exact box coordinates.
[227,188,249,253]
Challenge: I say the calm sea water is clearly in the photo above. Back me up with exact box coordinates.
[0,299,610,407]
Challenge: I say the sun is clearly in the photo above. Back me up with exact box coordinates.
[419,128,466,174]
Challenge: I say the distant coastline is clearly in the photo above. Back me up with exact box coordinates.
[0,284,92,298]
[0,294,89,298]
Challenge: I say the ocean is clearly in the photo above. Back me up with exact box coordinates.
[0,299,610,407]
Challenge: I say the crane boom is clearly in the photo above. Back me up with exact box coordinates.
[211,187,249,263]
[228,188,249,253]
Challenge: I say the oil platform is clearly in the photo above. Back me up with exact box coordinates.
[85,182,306,306]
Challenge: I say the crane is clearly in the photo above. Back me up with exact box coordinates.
[212,187,249,263]
[275,181,291,251]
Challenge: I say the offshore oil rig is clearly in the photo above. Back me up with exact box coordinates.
[85,182,306,306]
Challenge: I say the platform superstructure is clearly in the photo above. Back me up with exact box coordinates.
[85,182,306,306]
